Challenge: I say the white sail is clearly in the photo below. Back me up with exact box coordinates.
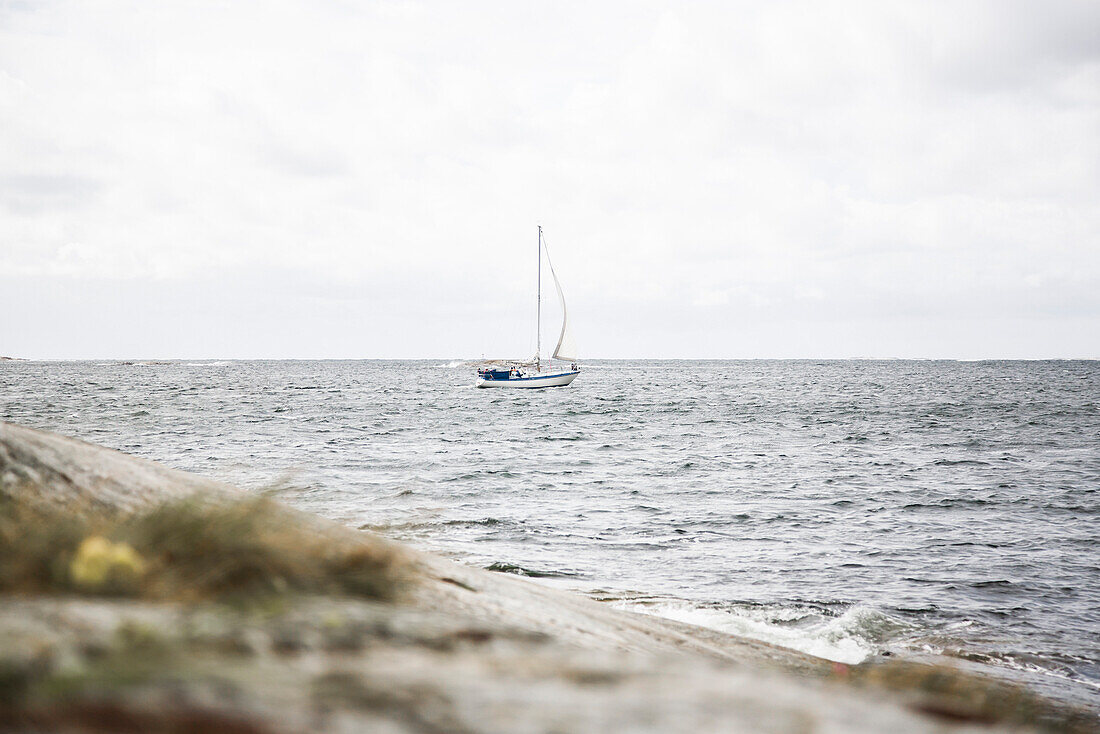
[541,235,578,362]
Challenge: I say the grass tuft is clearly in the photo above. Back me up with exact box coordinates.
[0,493,407,604]
[0,493,90,594]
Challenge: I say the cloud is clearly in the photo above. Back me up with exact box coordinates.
[0,174,101,214]
[0,0,1097,357]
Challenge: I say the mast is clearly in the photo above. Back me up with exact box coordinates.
[536,225,542,371]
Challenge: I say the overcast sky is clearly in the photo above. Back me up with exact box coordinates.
[2,1,1098,359]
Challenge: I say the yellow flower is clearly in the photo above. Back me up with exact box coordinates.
[70,536,146,592]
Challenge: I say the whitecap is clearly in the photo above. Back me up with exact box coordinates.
[614,599,913,665]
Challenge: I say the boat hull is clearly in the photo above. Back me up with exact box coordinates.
[476,370,579,389]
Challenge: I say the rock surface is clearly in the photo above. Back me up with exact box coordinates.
[1,421,1096,733]
[0,421,237,513]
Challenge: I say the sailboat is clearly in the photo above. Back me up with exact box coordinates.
[476,226,580,389]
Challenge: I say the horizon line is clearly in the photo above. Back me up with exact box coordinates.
[4,356,1099,363]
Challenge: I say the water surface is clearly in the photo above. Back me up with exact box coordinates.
[3,359,1097,707]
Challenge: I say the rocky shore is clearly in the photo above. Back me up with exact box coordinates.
[1,421,1095,733]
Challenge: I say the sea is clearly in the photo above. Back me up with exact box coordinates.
[2,359,1098,709]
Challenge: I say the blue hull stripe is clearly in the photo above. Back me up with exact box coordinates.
[480,370,580,383]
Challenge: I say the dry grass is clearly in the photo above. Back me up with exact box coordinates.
[0,494,88,595]
[0,493,407,603]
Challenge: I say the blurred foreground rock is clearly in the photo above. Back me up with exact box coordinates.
[1,421,1096,733]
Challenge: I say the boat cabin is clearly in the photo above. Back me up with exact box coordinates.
[478,367,518,381]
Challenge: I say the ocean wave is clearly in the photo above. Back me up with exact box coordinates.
[363,516,512,533]
[443,517,505,527]
[612,598,916,665]
[485,561,584,578]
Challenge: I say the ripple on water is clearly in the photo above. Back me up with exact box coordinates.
[2,358,1098,707]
